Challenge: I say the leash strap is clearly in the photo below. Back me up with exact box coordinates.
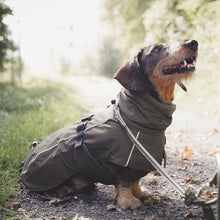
[112,100,186,197]
[113,100,218,216]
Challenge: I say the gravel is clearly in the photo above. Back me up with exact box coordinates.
[16,107,220,220]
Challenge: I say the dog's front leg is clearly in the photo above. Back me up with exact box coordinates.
[113,176,142,210]
[131,179,152,199]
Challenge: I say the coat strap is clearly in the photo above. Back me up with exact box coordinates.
[73,114,113,184]
[74,115,94,148]
[73,144,113,184]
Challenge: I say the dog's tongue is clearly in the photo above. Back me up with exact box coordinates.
[177,82,187,92]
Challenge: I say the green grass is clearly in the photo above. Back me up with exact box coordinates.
[0,78,85,216]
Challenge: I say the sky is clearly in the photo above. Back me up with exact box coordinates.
[4,0,102,73]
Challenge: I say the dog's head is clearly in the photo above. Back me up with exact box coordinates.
[114,40,198,103]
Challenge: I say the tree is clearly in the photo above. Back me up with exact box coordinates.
[101,0,220,53]
[0,1,17,74]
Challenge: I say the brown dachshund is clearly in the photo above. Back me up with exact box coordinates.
[21,40,198,210]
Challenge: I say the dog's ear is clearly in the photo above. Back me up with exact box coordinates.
[114,50,147,91]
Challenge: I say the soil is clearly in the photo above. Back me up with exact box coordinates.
[17,76,220,220]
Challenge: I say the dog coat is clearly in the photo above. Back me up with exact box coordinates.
[21,89,176,191]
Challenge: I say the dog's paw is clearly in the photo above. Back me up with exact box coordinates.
[133,189,152,199]
[131,180,152,199]
[116,187,142,210]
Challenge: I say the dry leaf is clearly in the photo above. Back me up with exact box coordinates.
[179,129,188,134]
[159,195,167,201]
[205,191,214,198]
[208,147,220,156]
[182,151,194,160]
[148,197,155,204]
[150,179,157,183]
[106,204,117,211]
[144,197,155,205]
[48,196,71,205]
[212,128,219,133]
[184,146,191,151]
[151,170,160,176]
[7,201,21,211]
[178,165,188,171]
[164,145,169,148]
[183,179,195,183]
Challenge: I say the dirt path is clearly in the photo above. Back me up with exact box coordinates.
[19,75,220,219]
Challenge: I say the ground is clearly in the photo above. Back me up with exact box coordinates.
[18,76,220,220]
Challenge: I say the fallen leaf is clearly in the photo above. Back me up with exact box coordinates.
[212,128,219,133]
[48,196,71,205]
[178,165,188,171]
[179,129,188,134]
[208,147,220,156]
[151,170,160,176]
[159,195,168,201]
[150,179,157,183]
[183,179,196,183]
[106,204,117,211]
[148,197,155,204]
[182,151,194,160]
[205,191,214,198]
[185,212,199,218]
[184,146,191,151]
[7,201,21,211]
[166,131,172,134]
[143,197,156,205]
[164,145,169,148]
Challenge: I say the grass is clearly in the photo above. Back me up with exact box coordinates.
[0,77,85,217]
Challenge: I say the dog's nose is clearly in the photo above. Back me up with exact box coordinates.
[184,40,198,52]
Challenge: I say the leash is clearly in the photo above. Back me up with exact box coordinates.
[112,99,219,219]
[112,100,185,197]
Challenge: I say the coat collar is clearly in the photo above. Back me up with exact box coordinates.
[118,89,176,130]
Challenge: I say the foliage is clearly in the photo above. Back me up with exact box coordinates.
[101,0,152,53]
[0,1,17,73]
[98,35,122,78]
[101,0,220,119]
[102,0,220,53]
[0,78,85,212]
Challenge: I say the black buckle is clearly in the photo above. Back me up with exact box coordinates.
[74,115,94,148]
[81,114,94,122]
[75,131,84,148]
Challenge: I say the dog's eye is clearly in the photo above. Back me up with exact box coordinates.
[152,45,163,54]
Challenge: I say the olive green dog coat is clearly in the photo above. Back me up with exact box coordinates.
[21,89,176,191]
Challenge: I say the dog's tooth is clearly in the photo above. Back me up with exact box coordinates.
[184,60,187,66]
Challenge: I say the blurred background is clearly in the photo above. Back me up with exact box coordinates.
[0,0,220,117]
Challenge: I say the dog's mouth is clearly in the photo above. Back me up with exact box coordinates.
[162,56,196,75]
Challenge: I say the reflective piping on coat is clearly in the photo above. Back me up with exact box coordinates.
[20,135,75,175]
[124,131,140,167]
[21,117,114,176]
[84,118,116,133]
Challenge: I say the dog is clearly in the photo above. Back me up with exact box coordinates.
[21,39,198,210]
